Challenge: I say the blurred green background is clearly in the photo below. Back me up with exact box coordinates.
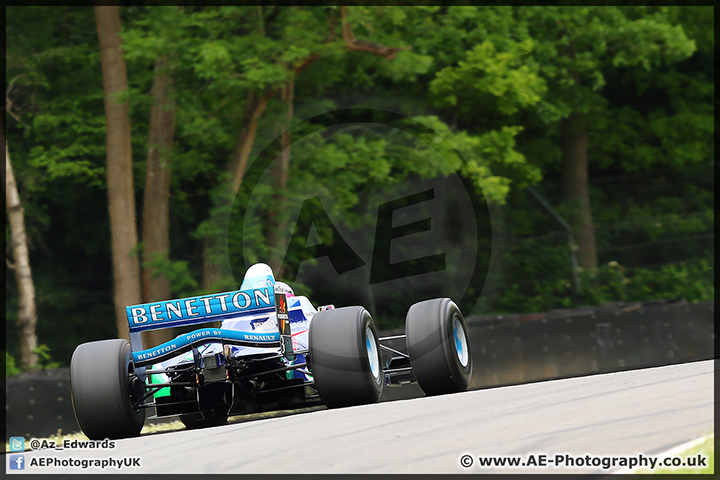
[5,6,713,373]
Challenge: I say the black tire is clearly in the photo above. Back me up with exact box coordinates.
[405,298,472,395]
[70,339,145,439]
[179,413,229,430]
[308,306,383,408]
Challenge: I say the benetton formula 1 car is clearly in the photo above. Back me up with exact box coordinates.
[70,263,473,439]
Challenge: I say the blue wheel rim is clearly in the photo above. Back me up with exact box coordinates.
[453,316,469,368]
[366,327,380,380]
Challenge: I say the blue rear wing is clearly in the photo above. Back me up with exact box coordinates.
[126,286,275,333]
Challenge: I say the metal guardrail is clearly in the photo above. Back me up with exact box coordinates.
[464,299,714,389]
[379,299,714,400]
[5,368,76,438]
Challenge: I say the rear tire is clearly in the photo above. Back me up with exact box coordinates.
[308,306,383,408]
[405,298,472,395]
[70,339,146,439]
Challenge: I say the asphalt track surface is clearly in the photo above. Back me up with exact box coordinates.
[7,359,714,474]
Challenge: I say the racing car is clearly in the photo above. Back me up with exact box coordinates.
[70,263,473,439]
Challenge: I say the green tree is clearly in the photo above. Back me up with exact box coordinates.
[6,6,117,365]
[520,6,696,270]
[5,135,39,369]
[428,6,696,271]
[484,6,712,311]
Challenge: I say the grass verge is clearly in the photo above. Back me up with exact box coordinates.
[632,433,714,475]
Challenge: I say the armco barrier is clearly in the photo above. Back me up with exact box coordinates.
[465,299,714,388]
[5,368,76,439]
[4,299,714,438]
[377,298,714,400]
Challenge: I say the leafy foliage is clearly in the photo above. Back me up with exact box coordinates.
[5,345,62,378]
[5,353,23,377]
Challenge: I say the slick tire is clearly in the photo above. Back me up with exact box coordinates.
[405,298,472,395]
[308,306,383,408]
[70,339,146,439]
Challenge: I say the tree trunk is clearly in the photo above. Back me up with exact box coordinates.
[95,6,142,340]
[201,89,275,290]
[202,236,221,290]
[229,89,276,196]
[339,6,411,59]
[267,79,293,276]
[141,56,176,347]
[5,141,39,370]
[561,112,598,271]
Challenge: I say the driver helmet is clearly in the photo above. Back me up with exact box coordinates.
[275,281,295,297]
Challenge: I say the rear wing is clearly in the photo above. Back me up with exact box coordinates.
[126,286,275,333]
[126,286,283,370]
